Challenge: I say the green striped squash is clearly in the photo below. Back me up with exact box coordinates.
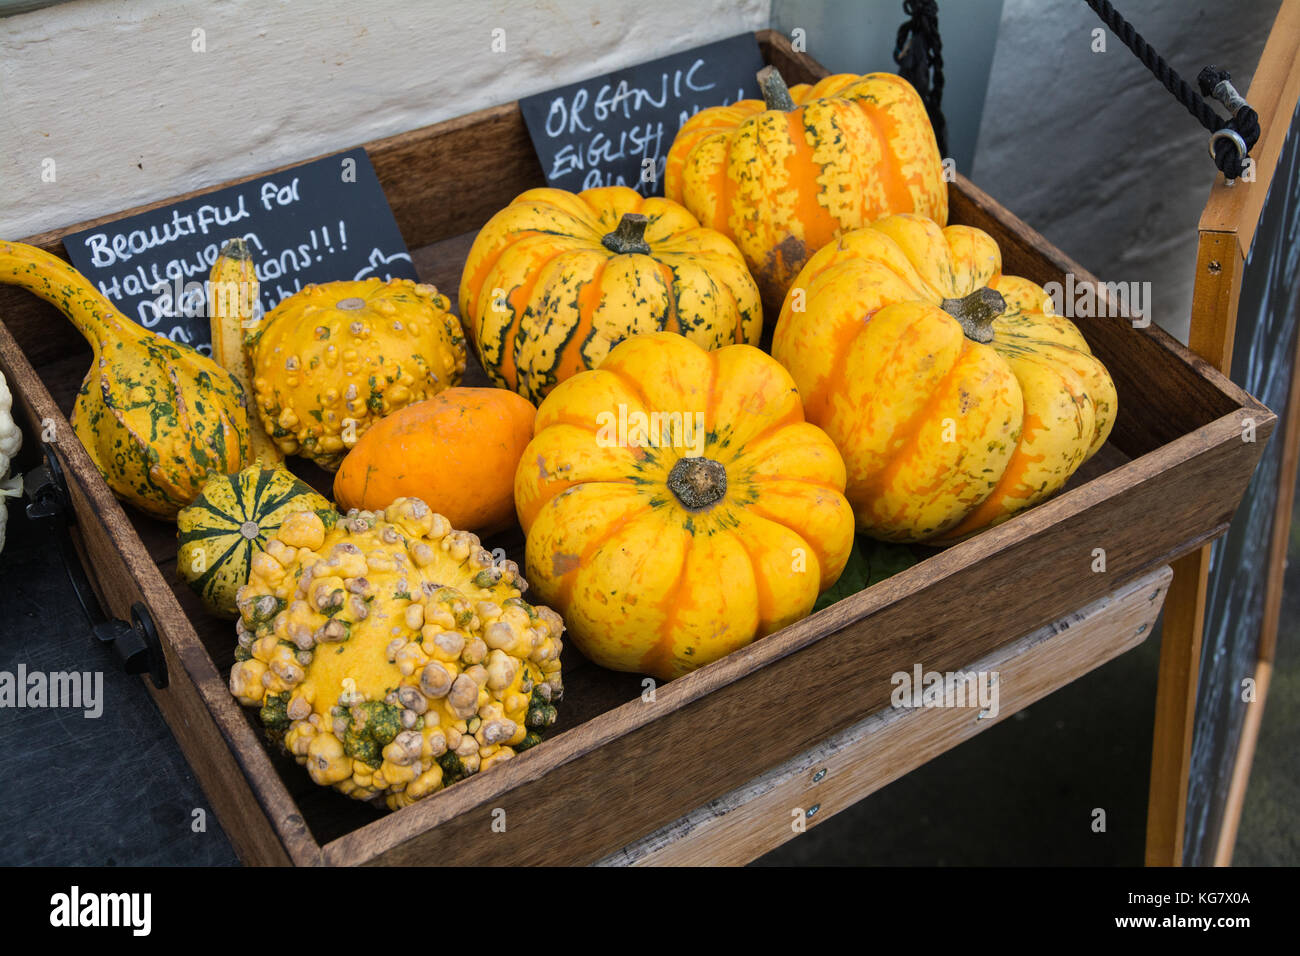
[177,466,334,619]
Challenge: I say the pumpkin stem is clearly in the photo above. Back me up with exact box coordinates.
[667,457,728,511]
[601,213,652,255]
[940,287,1006,344]
[219,237,252,261]
[757,65,796,112]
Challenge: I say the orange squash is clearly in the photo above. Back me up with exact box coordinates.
[515,332,855,680]
[772,214,1117,543]
[665,67,947,310]
[333,387,536,534]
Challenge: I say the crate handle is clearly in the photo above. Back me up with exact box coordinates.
[22,443,168,690]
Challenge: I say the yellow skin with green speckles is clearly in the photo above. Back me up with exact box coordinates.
[772,214,1118,544]
[665,69,948,312]
[459,185,762,406]
[247,277,467,471]
[0,241,249,520]
[230,499,565,810]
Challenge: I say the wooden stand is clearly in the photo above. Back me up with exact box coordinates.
[0,31,1274,867]
[1146,0,1300,867]
[605,568,1173,865]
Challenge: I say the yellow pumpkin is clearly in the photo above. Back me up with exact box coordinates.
[459,185,761,405]
[771,214,1117,544]
[515,332,854,681]
[665,67,947,310]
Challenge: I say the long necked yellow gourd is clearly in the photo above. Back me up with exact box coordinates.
[0,241,250,519]
[209,238,283,465]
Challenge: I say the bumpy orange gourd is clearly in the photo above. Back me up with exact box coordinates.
[247,278,466,470]
[334,387,537,535]
[459,185,761,405]
[515,332,855,681]
[772,214,1117,544]
[665,67,947,309]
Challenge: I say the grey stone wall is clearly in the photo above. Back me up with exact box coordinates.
[972,0,1281,342]
[769,0,1006,175]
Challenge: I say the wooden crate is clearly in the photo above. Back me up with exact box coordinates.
[0,32,1274,865]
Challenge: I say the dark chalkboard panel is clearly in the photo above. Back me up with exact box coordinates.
[519,33,764,196]
[1186,91,1300,865]
[61,148,418,355]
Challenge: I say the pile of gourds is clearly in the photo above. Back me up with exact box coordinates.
[0,64,1115,809]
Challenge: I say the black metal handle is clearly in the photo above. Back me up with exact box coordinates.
[22,443,168,689]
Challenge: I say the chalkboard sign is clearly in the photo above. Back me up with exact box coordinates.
[62,147,418,354]
[1185,90,1300,865]
[519,33,765,196]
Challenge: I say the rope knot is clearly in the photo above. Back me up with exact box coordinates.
[1087,2,1261,182]
[894,0,947,157]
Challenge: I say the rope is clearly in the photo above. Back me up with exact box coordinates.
[1084,0,1260,179]
[894,0,948,158]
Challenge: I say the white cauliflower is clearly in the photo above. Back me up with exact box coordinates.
[0,370,23,553]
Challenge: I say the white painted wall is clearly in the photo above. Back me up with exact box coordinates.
[0,0,771,238]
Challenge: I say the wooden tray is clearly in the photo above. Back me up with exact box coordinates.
[0,32,1274,865]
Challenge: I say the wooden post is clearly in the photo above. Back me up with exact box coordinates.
[1146,0,1300,867]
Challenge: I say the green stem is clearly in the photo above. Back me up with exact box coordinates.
[218,237,251,261]
[667,457,728,511]
[601,213,652,255]
[940,287,1006,344]
[757,65,796,111]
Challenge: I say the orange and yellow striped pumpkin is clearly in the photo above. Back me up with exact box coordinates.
[459,186,761,405]
[515,332,854,681]
[665,67,948,310]
[772,214,1117,544]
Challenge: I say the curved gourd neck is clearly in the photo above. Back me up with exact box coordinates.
[0,241,141,349]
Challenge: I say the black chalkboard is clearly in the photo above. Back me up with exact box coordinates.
[518,33,765,196]
[62,147,418,355]
[1185,90,1300,865]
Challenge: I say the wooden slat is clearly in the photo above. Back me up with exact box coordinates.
[1151,0,1300,867]
[757,28,831,83]
[1145,550,1208,867]
[1187,232,1245,373]
[1198,0,1300,252]
[600,566,1172,866]
[1213,660,1272,865]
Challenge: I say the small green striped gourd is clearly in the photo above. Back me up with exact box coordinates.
[177,465,334,619]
